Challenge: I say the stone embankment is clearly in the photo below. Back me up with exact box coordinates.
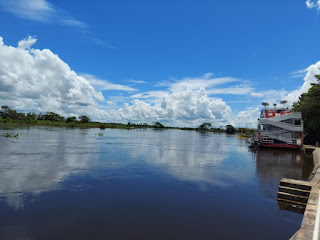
[290,146,320,240]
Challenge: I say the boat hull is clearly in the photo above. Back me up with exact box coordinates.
[260,143,302,149]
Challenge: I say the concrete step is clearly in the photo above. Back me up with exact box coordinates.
[277,198,307,206]
[278,186,311,197]
[280,178,312,191]
[277,192,309,204]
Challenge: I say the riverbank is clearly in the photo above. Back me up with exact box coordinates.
[290,146,320,239]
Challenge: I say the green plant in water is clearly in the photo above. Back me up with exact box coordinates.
[5,133,19,138]
[95,133,103,136]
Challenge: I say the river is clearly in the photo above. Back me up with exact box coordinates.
[0,127,314,239]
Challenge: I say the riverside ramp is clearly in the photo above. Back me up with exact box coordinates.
[290,146,320,240]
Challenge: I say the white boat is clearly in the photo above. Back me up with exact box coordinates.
[256,101,303,149]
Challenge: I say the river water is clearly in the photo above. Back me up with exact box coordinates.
[0,127,314,240]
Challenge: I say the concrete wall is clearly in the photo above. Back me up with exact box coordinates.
[290,147,320,240]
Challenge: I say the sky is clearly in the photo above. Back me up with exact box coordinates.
[1,0,320,128]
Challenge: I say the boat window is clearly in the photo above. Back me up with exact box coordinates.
[294,119,301,126]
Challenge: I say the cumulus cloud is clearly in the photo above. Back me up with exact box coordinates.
[7,35,317,128]
[110,88,233,127]
[250,62,320,107]
[17,35,38,49]
[306,0,320,10]
[233,108,260,128]
[0,36,107,117]
[0,36,236,127]
[286,61,320,102]
[0,35,270,128]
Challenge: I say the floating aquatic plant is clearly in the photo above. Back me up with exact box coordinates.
[5,133,19,138]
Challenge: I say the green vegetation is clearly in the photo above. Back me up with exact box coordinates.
[5,132,19,138]
[293,73,320,144]
[225,125,236,134]
[198,123,212,130]
[154,122,165,128]
[0,106,255,134]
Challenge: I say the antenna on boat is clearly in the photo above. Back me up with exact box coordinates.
[262,103,269,109]
[280,100,287,107]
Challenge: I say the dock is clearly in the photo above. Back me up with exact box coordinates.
[287,146,320,239]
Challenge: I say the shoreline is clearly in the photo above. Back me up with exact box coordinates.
[290,146,320,239]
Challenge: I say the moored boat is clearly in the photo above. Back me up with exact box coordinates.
[254,101,303,149]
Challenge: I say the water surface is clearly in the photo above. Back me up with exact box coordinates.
[0,127,313,239]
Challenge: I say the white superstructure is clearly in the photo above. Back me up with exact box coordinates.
[257,102,304,149]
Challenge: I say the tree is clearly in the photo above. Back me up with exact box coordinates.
[293,74,320,144]
[0,105,20,119]
[79,115,90,123]
[154,122,164,128]
[43,112,65,122]
[66,116,77,123]
[26,112,37,120]
[225,125,235,134]
[199,123,212,130]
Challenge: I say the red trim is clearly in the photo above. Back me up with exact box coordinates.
[280,110,291,115]
[260,143,301,149]
[266,110,275,118]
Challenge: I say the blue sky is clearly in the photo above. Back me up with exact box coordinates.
[1,0,320,127]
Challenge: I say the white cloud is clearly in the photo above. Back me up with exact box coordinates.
[157,73,254,97]
[80,73,138,92]
[0,0,87,29]
[0,0,54,22]
[306,0,320,10]
[286,61,320,103]
[291,69,307,78]
[129,79,147,84]
[166,73,239,91]
[0,36,266,128]
[250,89,288,101]
[0,36,106,117]
[207,86,253,95]
[130,90,169,103]
[232,108,260,128]
[17,35,38,49]
[250,61,320,108]
[109,88,233,127]
[106,101,116,106]
[60,17,88,29]
[6,35,320,128]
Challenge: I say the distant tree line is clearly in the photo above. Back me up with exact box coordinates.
[0,106,91,124]
[196,122,252,135]
[0,105,255,134]
[0,106,162,129]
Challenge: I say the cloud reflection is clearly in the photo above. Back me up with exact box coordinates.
[129,131,253,188]
[0,128,98,209]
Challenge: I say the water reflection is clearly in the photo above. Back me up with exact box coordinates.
[254,148,313,201]
[0,127,99,209]
[0,127,313,239]
[129,130,253,188]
